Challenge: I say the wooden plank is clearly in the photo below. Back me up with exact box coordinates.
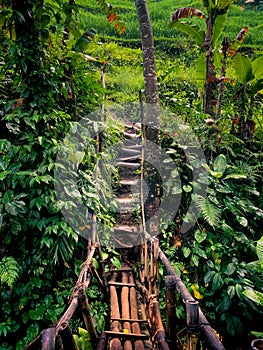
[105,331,149,340]
[116,161,141,168]
[108,281,136,287]
[111,318,149,323]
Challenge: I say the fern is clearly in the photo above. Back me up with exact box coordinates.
[195,195,221,228]
[0,256,19,288]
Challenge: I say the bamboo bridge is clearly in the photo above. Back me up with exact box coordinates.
[24,122,225,350]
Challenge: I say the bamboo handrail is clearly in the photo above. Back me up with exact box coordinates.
[159,248,226,350]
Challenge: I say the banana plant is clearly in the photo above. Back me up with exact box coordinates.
[169,0,248,119]
[231,54,263,139]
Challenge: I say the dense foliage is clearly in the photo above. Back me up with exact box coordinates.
[0,0,262,349]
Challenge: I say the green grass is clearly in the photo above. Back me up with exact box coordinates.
[75,0,262,109]
[77,0,263,52]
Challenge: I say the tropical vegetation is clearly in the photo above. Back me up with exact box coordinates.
[0,0,262,349]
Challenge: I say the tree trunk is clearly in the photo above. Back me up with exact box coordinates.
[63,0,75,42]
[135,0,159,107]
[135,0,160,238]
[203,16,217,117]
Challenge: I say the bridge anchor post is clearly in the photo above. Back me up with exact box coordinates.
[165,275,177,349]
[186,299,200,350]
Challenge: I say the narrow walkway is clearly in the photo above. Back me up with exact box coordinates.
[112,123,142,249]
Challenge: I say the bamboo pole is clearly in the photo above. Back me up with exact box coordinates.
[148,297,169,350]
[96,331,107,350]
[59,325,79,350]
[153,238,159,296]
[122,271,132,350]
[110,272,122,350]
[77,244,97,286]
[97,244,108,293]
[165,275,177,348]
[159,248,226,350]
[251,339,263,350]
[55,247,96,332]
[55,335,64,350]
[186,300,200,350]
[78,287,97,343]
[129,272,145,350]
[41,328,56,350]
[137,298,152,350]
[56,297,79,332]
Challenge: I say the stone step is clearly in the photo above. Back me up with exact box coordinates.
[122,144,142,150]
[112,225,142,248]
[116,161,141,168]
[120,147,142,155]
[124,122,141,131]
[114,224,138,232]
[117,154,141,162]
[119,179,139,186]
[123,131,141,139]
[122,139,142,148]
[115,196,137,210]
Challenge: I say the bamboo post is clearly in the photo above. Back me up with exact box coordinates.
[137,297,152,350]
[251,339,263,350]
[165,275,177,348]
[148,296,170,350]
[159,248,225,350]
[110,272,122,350]
[96,331,107,350]
[41,328,56,350]
[186,300,200,350]
[129,272,145,350]
[78,287,97,343]
[59,324,79,350]
[55,335,64,350]
[97,244,108,293]
[122,271,132,350]
[153,238,159,296]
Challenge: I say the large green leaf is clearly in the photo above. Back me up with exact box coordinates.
[232,54,253,85]
[195,52,206,87]
[170,7,205,21]
[169,21,205,46]
[227,27,248,57]
[213,154,227,173]
[251,78,263,94]
[243,288,263,306]
[217,0,232,9]
[250,56,263,94]
[212,14,227,44]
[74,28,97,52]
[252,55,263,79]
[212,273,223,290]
